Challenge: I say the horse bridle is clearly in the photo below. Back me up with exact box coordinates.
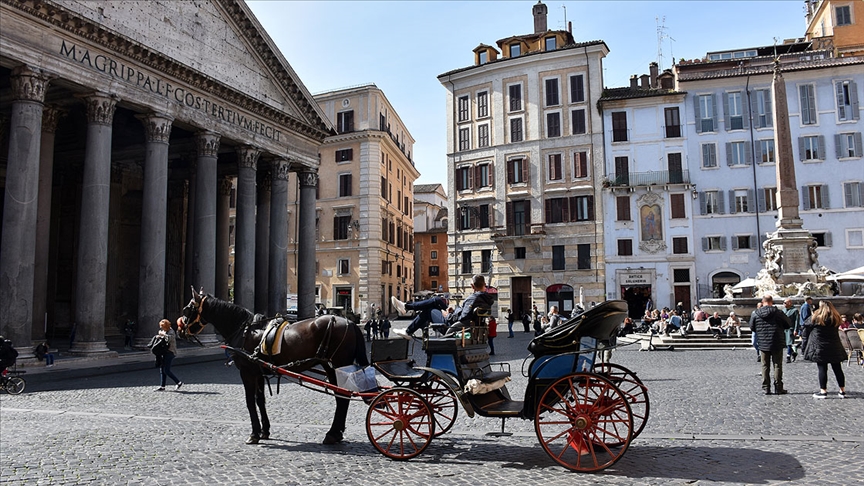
[181,295,207,337]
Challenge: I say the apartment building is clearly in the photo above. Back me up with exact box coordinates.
[413,184,449,294]
[438,2,608,317]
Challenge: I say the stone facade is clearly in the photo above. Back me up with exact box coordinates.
[413,183,449,294]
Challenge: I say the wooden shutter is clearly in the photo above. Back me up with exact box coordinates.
[750,92,759,127]
[587,195,595,221]
[835,134,843,158]
[855,133,864,156]
[699,192,707,215]
[467,166,474,190]
[798,137,806,161]
[844,182,855,207]
[765,92,773,127]
[717,191,725,214]
[824,232,833,247]
[757,188,766,212]
[544,199,552,224]
[744,143,752,165]
[837,82,847,120]
[701,237,709,251]
[850,81,860,120]
[720,236,727,251]
[488,163,494,188]
[506,159,515,184]
[723,92,731,131]
[754,139,763,162]
[821,184,830,209]
[728,190,737,214]
[747,189,755,213]
[474,165,482,190]
[711,94,718,131]
[694,96,702,133]
[725,142,733,166]
[506,201,514,235]
[732,235,739,250]
[801,185,810,209]
[617,196,630,221]
[817,135,826,160]
[333,216,339,240]
[522,158,529,184]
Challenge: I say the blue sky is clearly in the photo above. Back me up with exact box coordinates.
[248,1,806,187]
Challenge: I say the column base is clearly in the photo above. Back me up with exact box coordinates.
[67,341,114,356]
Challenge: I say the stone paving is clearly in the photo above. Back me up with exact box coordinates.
[2,329,864,485]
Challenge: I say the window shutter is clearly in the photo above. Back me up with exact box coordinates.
[467,165,475,190]
[760,234,768,247]
[742,98,750,129]
[765,93,773,127]
[728,190,737,214]
[474,165,481,190]
[732,235,739,250]
[506,160,514,184]
[699,192,707,215]
[750,93,759,127]
[835,134,843,158]
[489,206,495,227]
[694,96,702,133]
[757,188,766,212]
[717,190,725,214]
[855,133,863,157]
[821,184,830,209]
[817,136,826,160]
[801,185,810,209]
[799,86,808,124]
[544,199,552,223]
[723,92,731,131]
[564,197,573,222]
[824,232,833,247]
[837,82,847,120]
[333,217,338,240]
[701,237,709,251]
[808,86,816,122]
[488,162,495,188]
[506,201,514,235]
[711,95,718,131]
[798,137,806,161]
[720,236,727,251]
[747,189,755,212]
[744,143,752,165]
[845,182,855,207]
[522,158,529,184]
[725,143,733,166]
[587,196,595,221]
[754,139,762,162]
[850,81,860,120]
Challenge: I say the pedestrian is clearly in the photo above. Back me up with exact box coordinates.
[363,319,372,341]
[724,312,742,338]
[488,316,497,355]
[532,305,543,336]
[371,318,380,340]
[123,318,137,350]
[803,301,848,399]
[153,319,183,391]
[390,295,449,339]
[598,332,616,364]
[796,296,814,357]
[853,313,864,329]
[521,313,531,333]
[707,311,724,338]
[379,316,391,339]
[750,303,762,362]
[839,315,851,330]
[542,306,562,333]
[782,299,800,362]
[35,340,55,367]
[506,309,515,338]
[750,295,792,395]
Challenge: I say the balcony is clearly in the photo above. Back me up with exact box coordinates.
[664,124,681,138]
[609,170,690,187]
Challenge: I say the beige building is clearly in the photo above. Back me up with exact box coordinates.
[413,183,449,294]
[438,2,608,317]
[804,0,864,56]
[283,84,419,319]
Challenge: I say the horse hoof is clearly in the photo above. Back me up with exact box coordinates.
[260,432,270,440]
[322,432,343,445]
[245,435,260,445]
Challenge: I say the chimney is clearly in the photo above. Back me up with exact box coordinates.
[649,62,659,88]
[639,74,650,89]
[533,1,548,34]
[630,75,639,89]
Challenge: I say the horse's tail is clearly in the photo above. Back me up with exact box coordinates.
[351,323,369,367]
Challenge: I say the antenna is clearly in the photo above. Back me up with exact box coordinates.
[656,16,675,69]
[562,4,567,27]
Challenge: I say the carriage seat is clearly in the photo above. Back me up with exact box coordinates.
[373,360,425,381]
[460,347,511,383]
[371,338,424,381]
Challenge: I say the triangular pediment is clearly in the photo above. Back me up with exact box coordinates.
[53,0,330,134]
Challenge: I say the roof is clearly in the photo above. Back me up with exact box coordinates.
[438,39,608,79]
[414,183,443,194]
[599,87,684,103]
[677,53,864,82]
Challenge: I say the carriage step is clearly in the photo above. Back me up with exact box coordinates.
[479,399,524,416]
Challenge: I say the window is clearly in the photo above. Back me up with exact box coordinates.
[614,156,629,185]
[477,124,489,147]
[799,84,817,125]
[507,157,528,184]
[430,250,438,260]
[478,204,492,228]
[456,166,472,191]
[333,215,351,240]
[754,89,773,128]
[702,143,717,168]
[509,84,522,112]
[729,189,753,213]
[836,132,863,158]
[570,74,585,103]
[668,153,684,183]
[481,249,492,273]
[800,135,824,161]
[761,187,778,211]
[670,193,686,219]
[429,265,439,276]
[431,235,437,244]
[552,245,565,270]
[545,197,568,224]
[703,236,726,251]
[507,200,530,236]
[458,95,470,122]
[847,229,864,249]
[804,184,829,210]
[515,247,526,259]
[461,251,472,274]
[727,141,750,166]
[725,91,744,130]
[611,111,628,142]
[546,112,561,138]
[548,154,563,181]
[338,258,350,275]
[836,81,859,121]
[572,195,595,221]
[757,139,775,164]
[545,78,560,106]
[338,173,352,197]
[700,190,724,215]
[664,107,681,137]
[475,163,492,188]
[510,117,523,143]
[672,237,688,254]
[545,36,556,51]
[478,51,487,65]
[813,232,832,247]
[616,196,631,221]
[617,239,633,256]
[696,94,716,132]
[573,151,588,178]
[335,148,353,162]
[673,269,691,283]
[844,182,863,207]
[577,244,591,270]
[477,91,489,118]
[336,110,354,133]
[509,43,521,57]
[571,109,586,134]
[733,235,753,250]
[836,5,852,25]
[458,127,470,151]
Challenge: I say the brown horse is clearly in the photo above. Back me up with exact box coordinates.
[178,288,368,445]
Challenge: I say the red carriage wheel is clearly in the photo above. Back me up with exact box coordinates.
[366,387,436,460]
[592,362,650,442]
[534,372,633,472]
[416,376,458,437]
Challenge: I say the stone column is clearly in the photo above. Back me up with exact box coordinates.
[0,66,50,357]
[32,106,63,344]
[268,159,290,316]
[215,176,232,301]
[235,146,259,311]
[254,172,271,314]
[193,131,220,343]
[297,169,318,320]
[183,157,197,302]
[70,92,118,355]
[134,113,173,347]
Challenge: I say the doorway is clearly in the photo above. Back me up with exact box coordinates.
[621,285,651,319]
[511,276,532,319]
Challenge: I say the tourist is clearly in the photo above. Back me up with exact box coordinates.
[666,310,683,336]
[619,317,635,337]
[725,312,742,338]
[521,312,531,333]
[796,296,815,358]
[750,303,762,362]
[488,316,497,355]
[707,311,724,338]
[34,340,55,367]
[154,319,183,391]
[390,294,449,339]
[803,301,847,399]
[506,309,515,338]
[783,299,800,363]
[839,315,851,330]
[852,313,864,329]
[750,296,792,395]
[446,275,496,333]
[543,305,562,333]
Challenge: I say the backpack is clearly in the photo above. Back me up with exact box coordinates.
[149,334,169,357]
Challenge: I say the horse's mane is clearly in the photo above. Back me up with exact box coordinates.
[203,293,254,331]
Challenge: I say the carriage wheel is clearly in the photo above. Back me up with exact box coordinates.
[417,376,458,437]
[366,387,435,460]
[4,376,26,395]
[534,373,633,473]
[592,363,650,442]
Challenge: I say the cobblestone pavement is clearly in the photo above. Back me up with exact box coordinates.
[2,330,863,485]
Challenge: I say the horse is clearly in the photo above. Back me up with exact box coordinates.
[177,287,368,445]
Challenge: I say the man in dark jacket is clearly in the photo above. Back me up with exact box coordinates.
[750,295,792,395]
[448,274,496,332]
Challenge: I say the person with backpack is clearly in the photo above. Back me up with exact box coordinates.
[0,336,19,373]
[150,319,183,391]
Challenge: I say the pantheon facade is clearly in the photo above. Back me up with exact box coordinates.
[0,0,331,357]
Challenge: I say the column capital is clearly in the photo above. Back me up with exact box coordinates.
[195,131,221,157]
[219,176,233,196]
[236,146,260,170]
[10,65,51,103]
[41,105,66,133]
[77,92,119,126]
[136,113,174,144]
[298,169,319,188]
[270,159,290,181]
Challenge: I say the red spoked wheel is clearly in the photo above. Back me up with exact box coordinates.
[366,387,436,460]
[416,376,458,437]
[534,372,633,472]
[592,362,650,443]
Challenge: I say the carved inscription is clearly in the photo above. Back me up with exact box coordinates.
[782,246,808,273]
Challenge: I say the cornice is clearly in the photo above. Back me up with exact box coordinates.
[1,0,332,141]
